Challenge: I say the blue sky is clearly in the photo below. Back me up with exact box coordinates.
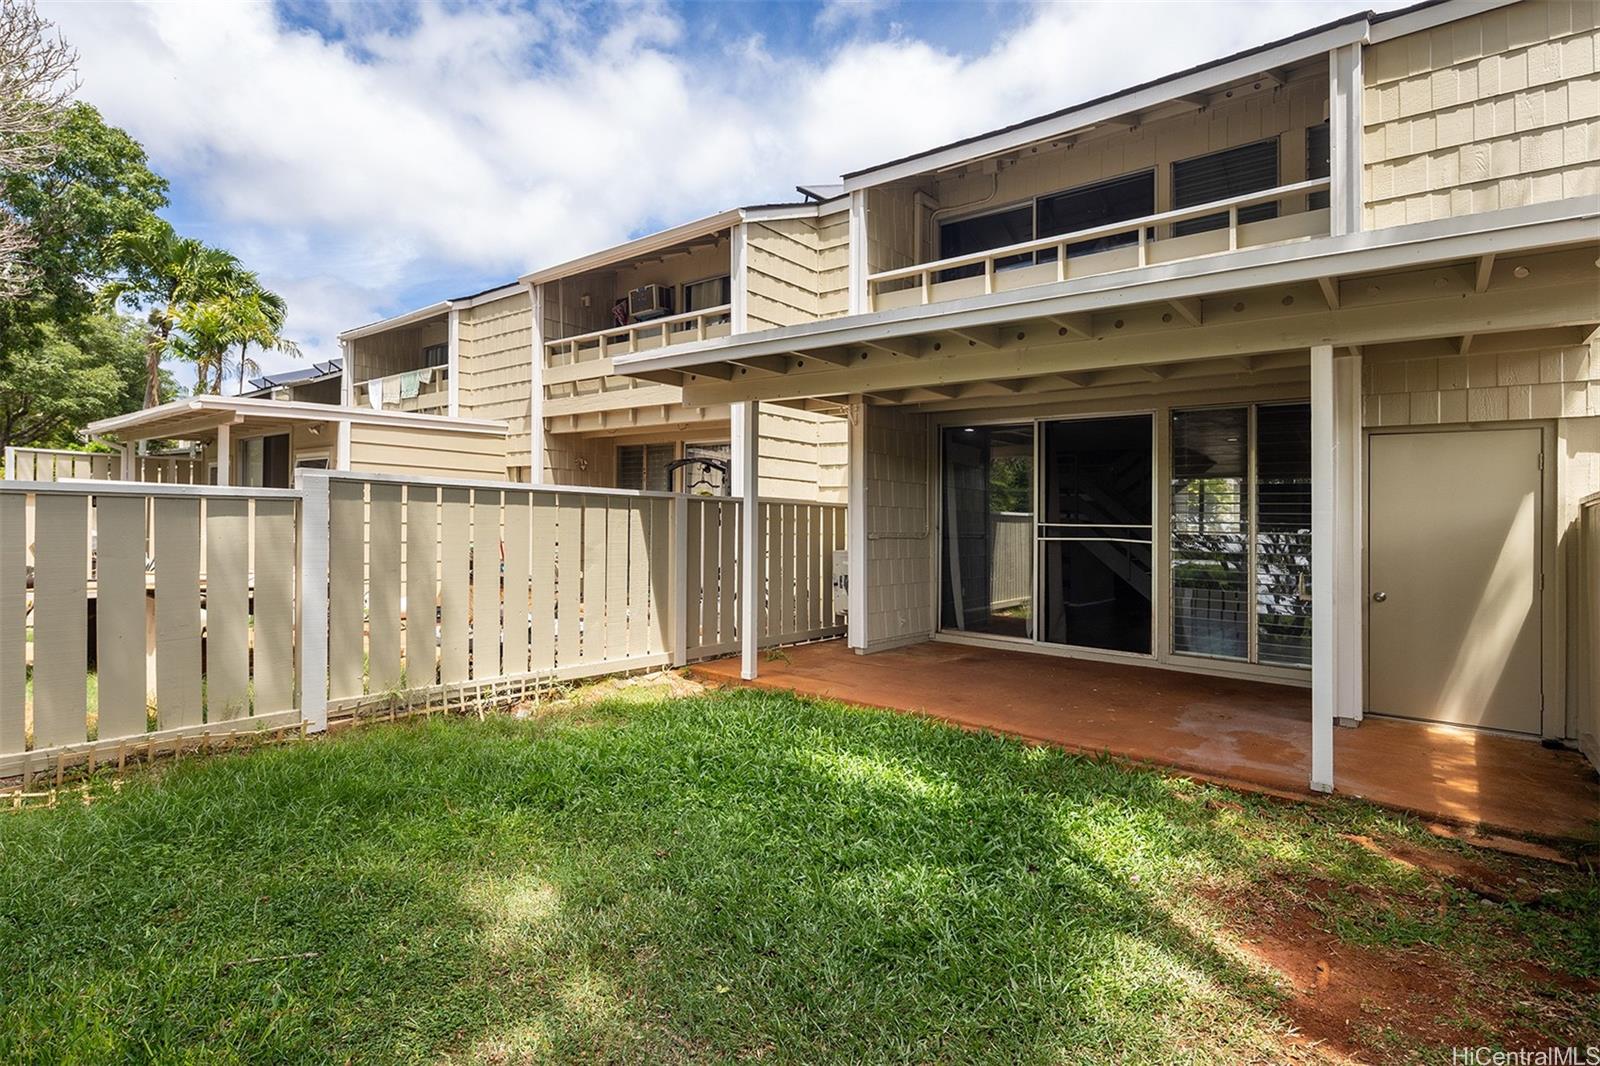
[45,0,1409,389]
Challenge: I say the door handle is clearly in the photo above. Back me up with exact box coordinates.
[1372,591,1387,603]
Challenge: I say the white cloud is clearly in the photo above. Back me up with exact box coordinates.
[43,0,1409,388]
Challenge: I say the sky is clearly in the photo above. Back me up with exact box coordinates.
[44,0,1412,390]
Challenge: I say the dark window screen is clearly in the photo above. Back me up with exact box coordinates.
[937,203,1034,281]
[1307,121,1331,210]
[1037,170,1154,261]
[1172,138,1280,236]
[1039,415,1153,653]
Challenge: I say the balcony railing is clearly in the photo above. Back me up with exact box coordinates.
[869,178,1331,312]
[543,304,732,366]
[357,365,449,415]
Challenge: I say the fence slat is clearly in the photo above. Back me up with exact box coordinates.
[205,497,249,721]
[0,493,25,752]
[686,499,705,652]
[438,488,470,683]
[32,494,88,747]
[719,501,737,647]
[154,497,202,729]
[253,498,296,714]
[627,501,649,658]
[605,501,628,661]
[532,495,557,671]
[405,486,439,686]
[798,504,815,638]
[556,498,581,667]
[649,498,670,655]
[368,484,402,692]
[477,490,504,680]
[503,491,531,677]
[580,498,606,663]
[328,479,366,700]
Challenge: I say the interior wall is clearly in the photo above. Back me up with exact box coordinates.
[349,317,448,384]
[1362,0,1600,226]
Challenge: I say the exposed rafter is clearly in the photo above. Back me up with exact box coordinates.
[947,326,1002,350]
[1475,253,1496,293]
[731,355,791,376]
[1457,334,1474,356]
[1168,297,1203,326]
[860,338,923,359]
[1317,276,1341,310]
[796,347,858,367]
[1046,313,1094,338]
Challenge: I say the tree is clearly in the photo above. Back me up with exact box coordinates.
[0,0,77,300]
[102,216,246,407]
[0,310,169,454]
[225,283,297,394]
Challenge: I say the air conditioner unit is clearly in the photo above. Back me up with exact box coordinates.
[628,284,674,321]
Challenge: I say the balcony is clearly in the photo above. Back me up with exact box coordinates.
[543,304,733,365]
[357,365,449,416]
[870,178,1330,312]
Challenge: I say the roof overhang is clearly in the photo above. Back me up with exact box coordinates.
[339,301,451,342]
[86,396,508,444]
[612,198,1600,407]
[520,209,742,286]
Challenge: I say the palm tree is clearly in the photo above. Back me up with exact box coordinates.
[225,284,298,395]
[102,217,244,406]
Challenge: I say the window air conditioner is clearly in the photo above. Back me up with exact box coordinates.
[628,284,673,321]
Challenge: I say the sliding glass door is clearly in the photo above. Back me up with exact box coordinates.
[1038,415,1154,653]
[939,424,1035,638]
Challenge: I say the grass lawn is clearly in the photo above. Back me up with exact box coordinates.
[0,678,1595,1064]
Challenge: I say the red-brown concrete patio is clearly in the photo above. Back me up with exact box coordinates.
[692,639,1599,842]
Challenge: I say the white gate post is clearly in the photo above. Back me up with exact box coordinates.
[296,469,330,733]
[738,401,760,680]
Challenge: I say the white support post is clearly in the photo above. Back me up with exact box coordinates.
[215,422,231,487]
[738,400,761,681]
[296,469,330,734]
[730,221,749,334]
[1329,42,1364,237]
[846,397,868,652]
[334,418,352,471]
[1310,344,1336,792]
[730,402,752,498]
[671,495,689,667]
[1333,351,1363,724]
[120,444,134,481]
[526,282,547,485]
[847,189,869,314]
[339,339,354,407]
[446,305,461,417]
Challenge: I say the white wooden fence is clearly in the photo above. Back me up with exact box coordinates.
[0,470,845,779]
[4,446,206,484]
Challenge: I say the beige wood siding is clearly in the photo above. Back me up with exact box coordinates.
[744,209,850,330]
[864,406,934,650]
[1363,1,1600,227]
[458,290,533,474]
[1362,336,1600,427]
[759,406,847,503]
[346,423,507,480]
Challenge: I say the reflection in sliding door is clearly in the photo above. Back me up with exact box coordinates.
[1039,415,1153,653]
[940,425,1035,638]
[1170,407,1250,659]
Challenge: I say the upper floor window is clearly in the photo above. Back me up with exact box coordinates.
[1037,170,1154,262]
[1171,138,1279,237]
[422,342,448,368]
[682,275,731,313]
[1306,121,1330,211]
[938,203,1034,281]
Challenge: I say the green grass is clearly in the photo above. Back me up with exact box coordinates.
[0,683,1594,1064]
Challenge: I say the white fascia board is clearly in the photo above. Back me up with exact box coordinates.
[614,198,1600,375]
[338,300,452,341]
[839,19,1369,192]
[519,209,742,286]
[453,282,524,309]
[739,196,850,224]
[87,396,508,438]
[1367,0,1521,44]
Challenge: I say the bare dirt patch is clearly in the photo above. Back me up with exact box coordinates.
[1202,876,1597,1063]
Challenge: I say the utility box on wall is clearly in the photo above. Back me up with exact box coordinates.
[831,550,848,620]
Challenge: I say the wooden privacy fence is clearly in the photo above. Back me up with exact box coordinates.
[313,472,847,712]
[0,470,846,778]
[4,446,206,484]
[0,482,303,778]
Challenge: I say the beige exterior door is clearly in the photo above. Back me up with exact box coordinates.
[1367,428,1543,734]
